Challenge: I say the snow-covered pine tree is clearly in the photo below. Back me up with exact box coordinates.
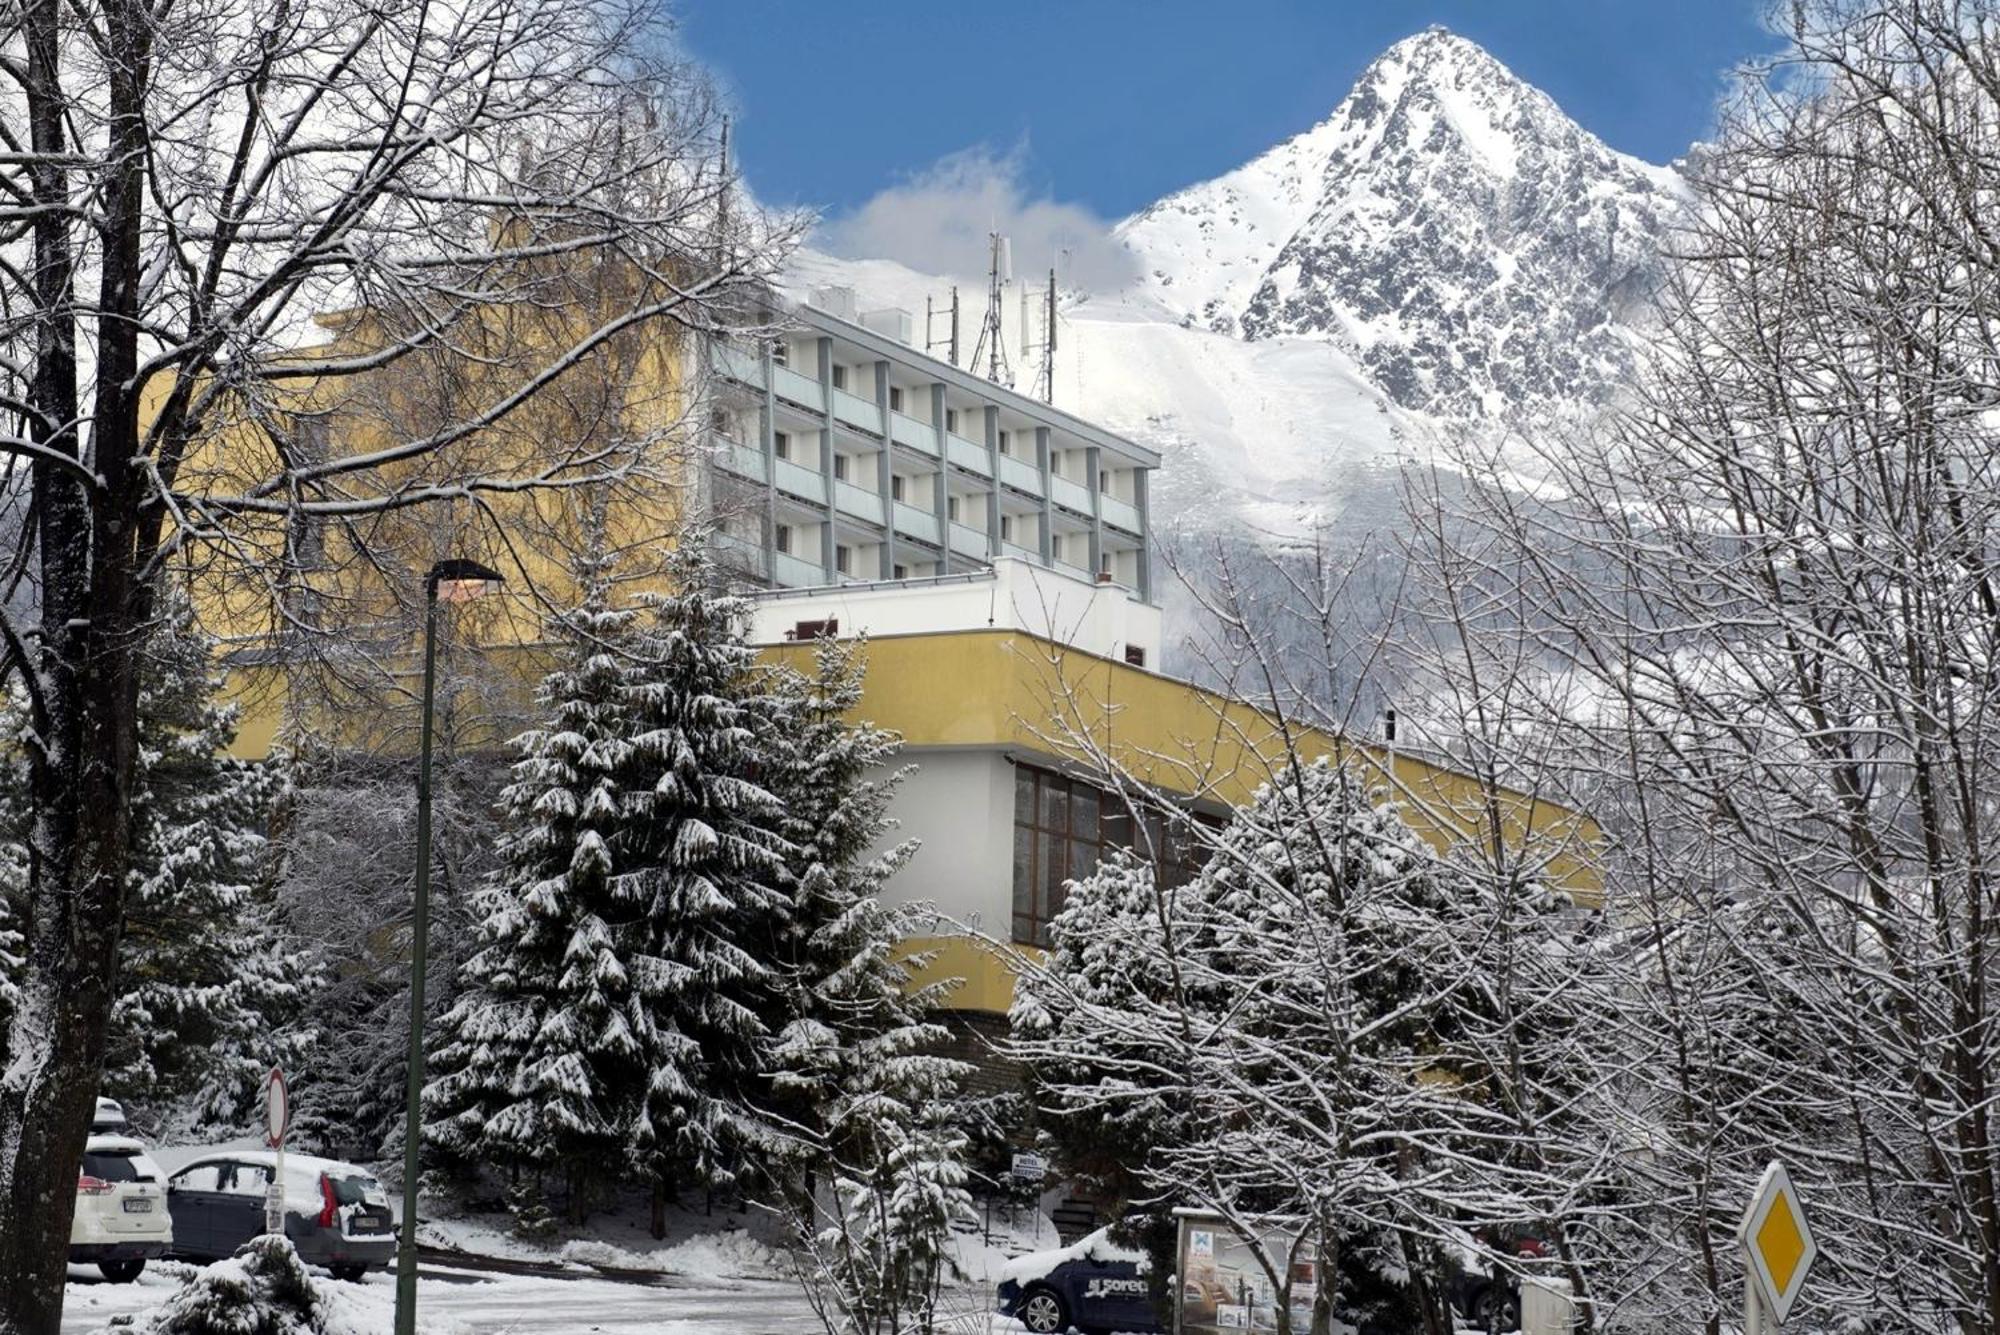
[425,536,649,1218]
[103,607,321,1131]
[757,636,975,1334]
[618,546,791,1224]
[1012,759,1525,1335]
[0,608,316,1132]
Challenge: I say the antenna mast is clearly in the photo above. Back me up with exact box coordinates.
[1026,267,1057,402]
[926,286,960,367]
[970,232,1012,387]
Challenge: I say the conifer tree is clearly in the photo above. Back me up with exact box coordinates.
[0,609,315,1131]
[105,609,320,1128]
[618,548,791,1220]
[426,537,649,1217]
[758,636,973,1335]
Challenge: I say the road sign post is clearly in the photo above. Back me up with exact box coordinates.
[1739,1160,1816,1330]
[264,1068,290,1237]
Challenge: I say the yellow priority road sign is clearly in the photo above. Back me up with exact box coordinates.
[1739,1160,1817,1326]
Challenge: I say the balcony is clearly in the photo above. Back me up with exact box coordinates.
[712,530,768,578]
[832,388,883,436]
[949,523,990,561]
[715,441,766,483]
[893,502,941,545]
[890,410,938,457]
[946,433,990,476]
[1101,494,1142,534]
[772,364,824,413]
[773,456,827,505]
[834,479,885,526]
[997,453,1042,496]
[774,550,830,587]
[1050,474,1091,515]
[1001,540,1038,562]
[711,342,764,387]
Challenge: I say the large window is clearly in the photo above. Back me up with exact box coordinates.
[1012,763,1216,947]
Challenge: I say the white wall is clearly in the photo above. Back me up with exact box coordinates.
[743,557,1161,667]
[870,749,1016,935]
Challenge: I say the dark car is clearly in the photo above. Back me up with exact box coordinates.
[1448,1233,1551,1332]
[166,1151,396,1281]
[997,1227,1159,1335]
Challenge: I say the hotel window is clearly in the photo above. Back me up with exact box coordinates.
[1000,514,1015,542]
[835,544,852,575]
[889,386,904,413]
[1011,763,1218,947]
[831,364,848,390]
[946,408,960,434]
[775,524,793,555]
[833,453,850,482]
[891,474,906,502]
[998,429,1013,456]
[1051,534,1065,561]
[773,431,791,461]
[947,495,961,523]
[893,563,908,580]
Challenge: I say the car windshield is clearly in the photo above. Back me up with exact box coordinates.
[328,1173,379,1205]
[81,1150,148,1183]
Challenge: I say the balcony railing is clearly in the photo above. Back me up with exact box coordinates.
[946,433,990,476]
[712,342,764,387]
[773,550,828,587]
[834,479,884,526]
[893,502,941,545]
[715,441,766,483]
[1101,494,1142,534]
[1050,474,1092,514]
[997,453,1042,496]
[832,388,883,436]
[949,522,990,561]
[772,364,824,412]
[890,410,938,457]
[773,456,826,504]
[712,530,768,577]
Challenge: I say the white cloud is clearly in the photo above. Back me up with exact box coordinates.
[815,144,1137,290]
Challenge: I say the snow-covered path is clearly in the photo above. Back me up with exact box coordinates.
[59,1259,830,1334]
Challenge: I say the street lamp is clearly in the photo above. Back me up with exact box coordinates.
[395,557,504,1335]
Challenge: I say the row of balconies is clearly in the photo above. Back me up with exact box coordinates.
[711,342,1145,537]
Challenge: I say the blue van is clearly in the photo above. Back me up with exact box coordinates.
[996,1227,1159,1334]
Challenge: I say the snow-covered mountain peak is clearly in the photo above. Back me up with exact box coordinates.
[1119,27,1686,419]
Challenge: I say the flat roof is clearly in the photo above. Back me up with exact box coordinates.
[795,303,1162,469]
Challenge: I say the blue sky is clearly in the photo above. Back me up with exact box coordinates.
[679,0,1780,225]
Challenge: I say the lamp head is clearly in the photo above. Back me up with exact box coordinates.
[426,558,506,604]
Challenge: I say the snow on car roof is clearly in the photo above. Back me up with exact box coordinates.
[84,1134,150,1153]
[998,1226,1149,1285]
[175,1149,379,1181]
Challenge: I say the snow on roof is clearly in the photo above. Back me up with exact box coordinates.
[997,1227,1149,1286]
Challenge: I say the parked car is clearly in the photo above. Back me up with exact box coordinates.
[70,1133,173,1281]
[1448,1232,1550,1332]
[166,1151,395,1281]
[91,1097,130,1133]
[997,1226,1158,1335]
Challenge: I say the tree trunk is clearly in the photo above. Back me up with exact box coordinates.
[651,1175,668,1239]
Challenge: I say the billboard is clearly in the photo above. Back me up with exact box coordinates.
[1175,1212,1317,1335]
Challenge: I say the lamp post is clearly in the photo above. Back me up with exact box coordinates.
[395,557,504,1335]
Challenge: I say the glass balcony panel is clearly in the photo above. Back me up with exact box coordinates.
[1100,494,1142,533]
[832,388,883,435]
[1050,474,1092,514]
[892,502,941,544]
[772,457,827,504]
[946,433,990,475]
[772,364,825,412]
[998,453,1043,495]
[834,479,884,525]
[890,410,938,456]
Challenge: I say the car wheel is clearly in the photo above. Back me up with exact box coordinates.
[1473,1285,1520,1332]
[97,1259,144,1283]
[1018,1284,1069,1334]
[328,1263,368,1283]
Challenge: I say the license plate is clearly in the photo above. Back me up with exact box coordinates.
[122,1199,152,1214]
[351,1216,386,1234]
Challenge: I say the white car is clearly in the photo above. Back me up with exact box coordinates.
[71,1133,173,1281]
